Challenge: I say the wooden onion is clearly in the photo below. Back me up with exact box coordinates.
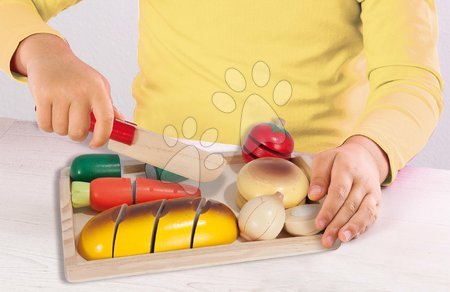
[238,193,286,241]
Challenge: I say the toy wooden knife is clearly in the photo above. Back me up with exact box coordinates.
[89,113,226,182]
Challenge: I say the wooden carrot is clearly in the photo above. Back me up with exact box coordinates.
[71,177,200,212]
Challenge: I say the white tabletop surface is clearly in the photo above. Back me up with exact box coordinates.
[0,118,449,291]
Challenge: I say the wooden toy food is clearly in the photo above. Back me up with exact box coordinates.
[77,197,238,260]
[237,157,309,208]
[71,177,200,211]
[238,193,286,241]
[242,122,294,162]
[71,154,186,183]
[60,152,340,282]
[285,204,323,236]
[145,163,187,182]
[71,154,121,182]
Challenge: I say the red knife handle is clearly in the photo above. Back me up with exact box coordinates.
[89,112,136,145]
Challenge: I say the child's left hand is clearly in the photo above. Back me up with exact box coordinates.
[307,135,389,248]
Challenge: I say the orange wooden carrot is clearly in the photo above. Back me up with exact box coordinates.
[71,177,200,212]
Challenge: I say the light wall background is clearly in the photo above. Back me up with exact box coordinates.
[0,0,449,169]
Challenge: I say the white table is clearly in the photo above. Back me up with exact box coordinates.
[0,118,449,291]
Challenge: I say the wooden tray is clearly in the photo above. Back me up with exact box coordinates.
[59,153,340,282]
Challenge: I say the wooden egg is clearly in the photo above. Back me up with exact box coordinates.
[284,204,323,236]
[237,157,309,209]
[238,193,286,241]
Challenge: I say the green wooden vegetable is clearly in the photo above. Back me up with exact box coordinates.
[145,164,187,183]
[70,154,121,182]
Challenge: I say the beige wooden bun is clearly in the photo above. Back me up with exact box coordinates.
[237,157,309,208]
[284,204,322,236]
[238,193,285,241]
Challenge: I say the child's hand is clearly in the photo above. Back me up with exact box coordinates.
[307,135,389,248]
[12,33,123,148]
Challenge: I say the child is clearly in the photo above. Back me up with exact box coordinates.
[0,0,442,248]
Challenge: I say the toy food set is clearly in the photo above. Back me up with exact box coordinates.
[60,122,339,282]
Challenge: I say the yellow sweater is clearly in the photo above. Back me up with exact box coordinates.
[0,0,443,184]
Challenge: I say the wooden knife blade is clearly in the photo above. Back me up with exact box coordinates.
[90,114,226,182]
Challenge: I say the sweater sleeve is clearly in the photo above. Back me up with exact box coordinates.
[0,0,81,80]
[352,0,443,185]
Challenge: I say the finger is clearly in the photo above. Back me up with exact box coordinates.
[51,102,69,135]
[308,152,336,201]
[113,105,125,120]
[315,156,353,231]
[338,191,381,243]
[321,183,366,247]
[35,102,53,132]
[68,103,91,142]
[89,97,114,148]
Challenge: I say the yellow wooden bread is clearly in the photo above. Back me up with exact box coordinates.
[153,198,200,252]
[77,198,238,260]
[114,200,164,257]
[193,200,238,248]
[77,206,122,260]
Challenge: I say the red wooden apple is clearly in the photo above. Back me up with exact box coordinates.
[242,122,294,162]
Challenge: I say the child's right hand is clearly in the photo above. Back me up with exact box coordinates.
[12,33,123,148]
